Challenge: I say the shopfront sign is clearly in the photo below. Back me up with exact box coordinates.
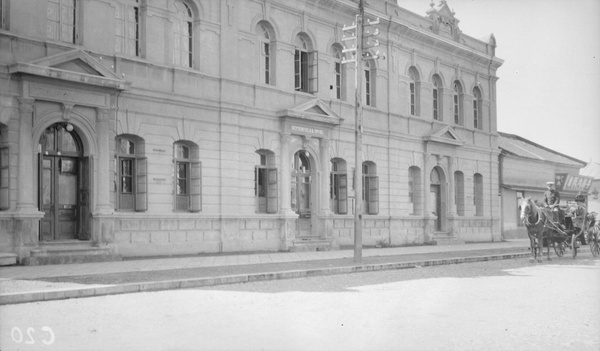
[554,173,593,193]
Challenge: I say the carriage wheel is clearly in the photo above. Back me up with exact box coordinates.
[571,234,578,259]
[553,241,564,257]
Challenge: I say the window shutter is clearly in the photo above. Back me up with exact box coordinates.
[338,173,348,214]
[37,153,43,210]
[267,167,278,214]
[294,50,301,91]
[135,157,148,212]
[368,176,379,215]
[254,166,258,196]
[78,157,92,240]
[190,161,202,212]
[0,147,9,210]
[309,51,319,93]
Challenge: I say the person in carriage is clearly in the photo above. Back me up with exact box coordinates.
[543,181,565,228]
[569,194,588,244]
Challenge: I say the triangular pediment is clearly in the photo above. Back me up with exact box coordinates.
[9,50,130,90]
[423,125,464,146]
[306,105,328,115]
[277,98,343,126]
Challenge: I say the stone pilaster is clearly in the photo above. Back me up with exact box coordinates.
[16,98,37,213]
[447,155,455,216]
[423,151,432,241]
[279,132,294,215]
[319,138,331,215]
[95,108,113,215]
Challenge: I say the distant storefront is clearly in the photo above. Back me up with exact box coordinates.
[499,133,587,239]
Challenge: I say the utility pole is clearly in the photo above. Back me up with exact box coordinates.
[342,0,384,263]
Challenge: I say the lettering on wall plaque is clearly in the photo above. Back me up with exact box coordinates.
[291,125,324,136]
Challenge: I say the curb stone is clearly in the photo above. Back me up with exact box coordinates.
[0,252,530,305]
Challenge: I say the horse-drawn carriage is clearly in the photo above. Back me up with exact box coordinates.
[547,209,597,258]
[520,196,599,262]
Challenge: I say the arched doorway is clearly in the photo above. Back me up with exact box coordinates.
[38,123,90,241]
[291,150,313,236]
[430,167,443,231]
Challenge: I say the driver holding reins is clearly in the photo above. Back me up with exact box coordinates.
[544,181,564,227]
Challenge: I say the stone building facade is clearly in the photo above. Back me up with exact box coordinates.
[0,0,503,262]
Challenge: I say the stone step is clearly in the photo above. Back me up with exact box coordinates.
[21,241,122,265]
[0,253,18,266]
[432,235,465,246]
[30,247,113,257]
[290,237,332,252]
[37,240,98,250]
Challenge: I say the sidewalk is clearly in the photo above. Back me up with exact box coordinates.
[0,240,532,305]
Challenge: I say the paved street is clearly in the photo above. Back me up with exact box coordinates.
[1,252,598,351]
[0,240,532,304]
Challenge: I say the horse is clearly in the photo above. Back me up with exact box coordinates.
[520,197,552,262]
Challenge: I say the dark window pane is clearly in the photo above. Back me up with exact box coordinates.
[177,179,187,195]
[121,176,133,193]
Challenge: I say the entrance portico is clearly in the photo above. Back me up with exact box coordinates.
[277,99,343,248]
[4,50,129,261]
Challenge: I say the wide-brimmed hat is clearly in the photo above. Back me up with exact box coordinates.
[575,194,586,202]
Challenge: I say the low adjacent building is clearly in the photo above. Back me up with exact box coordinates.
[499,132,588,239]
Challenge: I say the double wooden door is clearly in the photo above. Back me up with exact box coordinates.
[39,124,90,241]
[291,150,313,237]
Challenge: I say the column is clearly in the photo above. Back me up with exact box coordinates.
[423,152,430,216]
[16,98,37,212]
[95,108,113,215]
[319,138,331,215]
[447,155,456,215]
[280,132,294,215]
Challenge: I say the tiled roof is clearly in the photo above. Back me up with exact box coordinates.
[498,132,585,167]
[580,162,600,180]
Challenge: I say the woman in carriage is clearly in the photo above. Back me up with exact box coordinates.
[568,194,588,244]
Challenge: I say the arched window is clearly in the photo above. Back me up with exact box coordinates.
[173,0,193,67]
[257,23,273,85]
[474,173,483,216]
[409,166,422,215]
[255,150,278,213]
[363,162,378,215]
[47,0,78,43]
[432,75,442,121]
[473,87,483,130]
[115,0,140,56]
[294,34,318,93]
[454,171,464,216]
[332,45,344,100]
[408,67,420,116]
[453,81,463,125]
[330,158,348,214]
[174,141,201,212]
[116,135,147,212]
